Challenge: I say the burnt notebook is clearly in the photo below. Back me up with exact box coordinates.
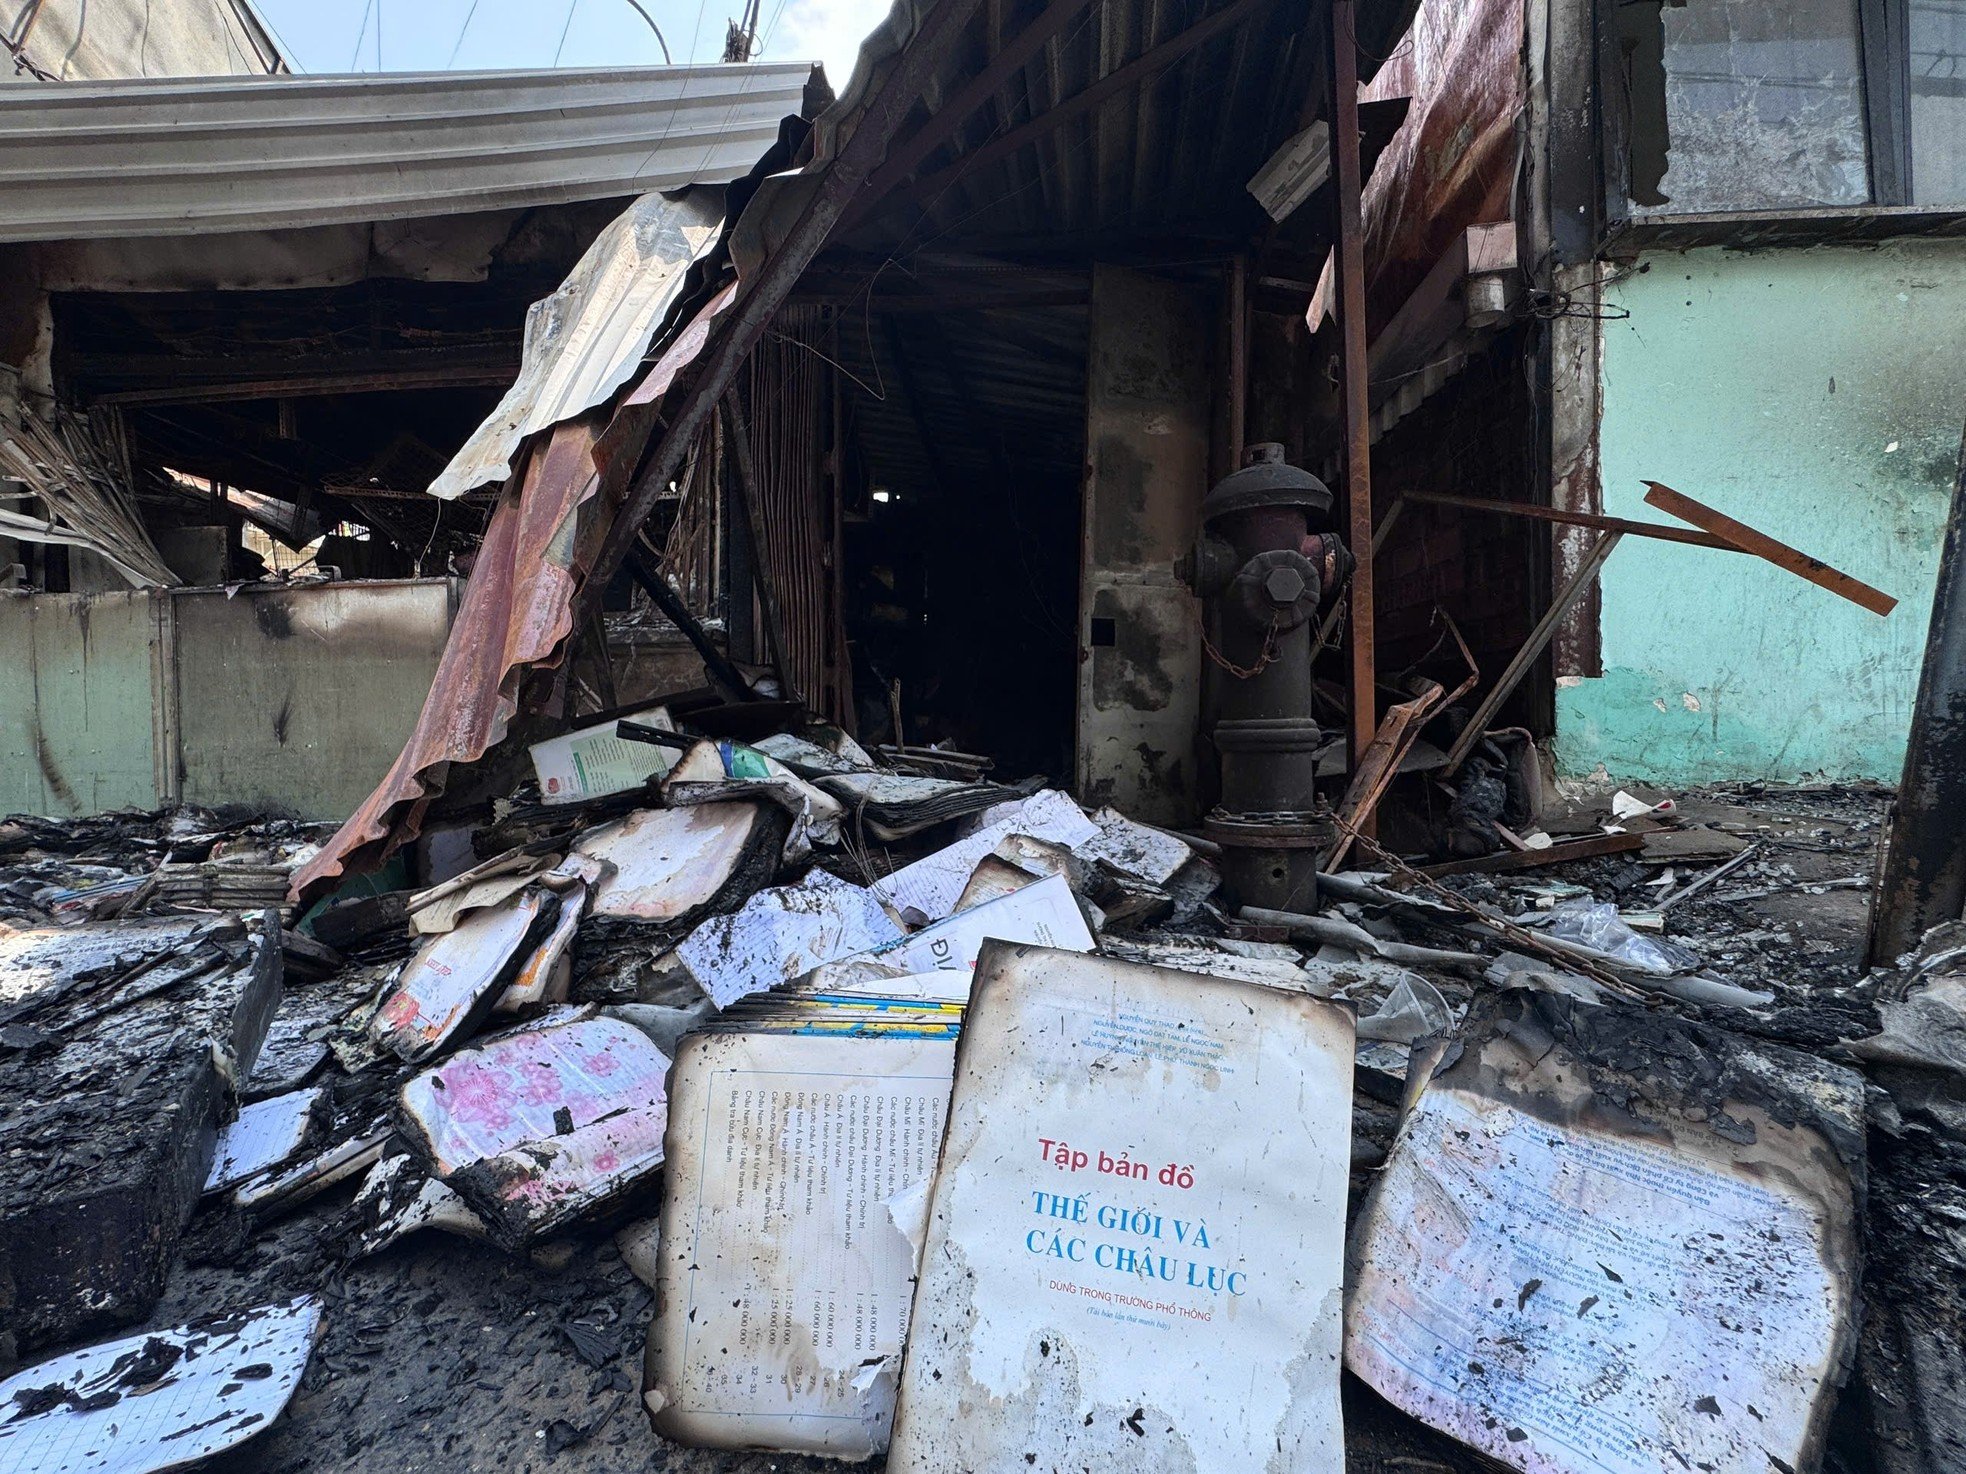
[887,941,1356,1471]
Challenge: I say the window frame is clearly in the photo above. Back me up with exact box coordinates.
[1595,0,1954,230]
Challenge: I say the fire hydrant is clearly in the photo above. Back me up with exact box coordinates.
[1176,443,1352,910]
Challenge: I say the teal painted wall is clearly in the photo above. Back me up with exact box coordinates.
[1555,240,1966,783]
[0,580,458,820]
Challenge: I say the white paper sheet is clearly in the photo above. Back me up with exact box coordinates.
[496,879,587,1012]
[205,1086,324,1193]
[888,944,1356,1472]
[1347,1085,1849,1474]
[675,870,901,1008]
[1073,807,1192,885]
[646,1031,955,1457]
[371,889,549,1062]
[0,1297,321,1474]
[574,803,766,921]
[864,872,1093,983]
[869,790,1097,922]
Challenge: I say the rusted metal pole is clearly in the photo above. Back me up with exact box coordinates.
[1332,0,1377,793]
[1226,253,1249,477]
[1442,530,1622,772]
[1643,481,1898,616]
[1868,424,1966,967]
[1401,489,1738,551]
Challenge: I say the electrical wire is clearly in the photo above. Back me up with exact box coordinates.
[755,0,792,55]
[554,0,581,65]
[620,0,672,62]
[251,2,308,73]
[349,0,374,70]
[447,0,482,67]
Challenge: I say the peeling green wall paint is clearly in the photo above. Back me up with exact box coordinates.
[1555,240,1966,783]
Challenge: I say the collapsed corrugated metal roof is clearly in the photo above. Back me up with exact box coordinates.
[296,0,1420,900]
[427,189,729,502]
[0,63,816,244]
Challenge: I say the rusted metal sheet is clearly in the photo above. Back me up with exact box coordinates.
[396,1010,671,1250]
[1076,265,1210,825]
[291,419,605,902]
[738,307,852,724]
[1359,0,1523,331]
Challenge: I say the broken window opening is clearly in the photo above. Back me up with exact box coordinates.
[1621,0,1872,212]
[1912,0,1966,201]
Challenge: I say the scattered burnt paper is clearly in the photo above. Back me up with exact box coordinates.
[0,1296,320,1473]
[395,1009,671,1250]
[1346,988,1866,1474]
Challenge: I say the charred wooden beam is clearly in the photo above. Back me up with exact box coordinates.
[1333,0,1377,795]
[1869,424,1966,966]
[891,0,1282,218]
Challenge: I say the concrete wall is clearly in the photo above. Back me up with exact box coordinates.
[0,579,457,821]
[0,590,165,814]
[1555,239,1966,783]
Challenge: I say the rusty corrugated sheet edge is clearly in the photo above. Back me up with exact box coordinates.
[1358,0,1522,332]
[290,268,742,904]
[290,419,605,902]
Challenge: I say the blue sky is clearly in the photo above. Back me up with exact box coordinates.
[253,0,887,90]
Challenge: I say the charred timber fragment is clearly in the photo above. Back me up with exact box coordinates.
[0,913,281,1367]
[1869,426,1966,968]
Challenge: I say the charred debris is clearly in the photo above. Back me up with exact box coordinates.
[3,0,1964,1470]
[1,724,1961,1473]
